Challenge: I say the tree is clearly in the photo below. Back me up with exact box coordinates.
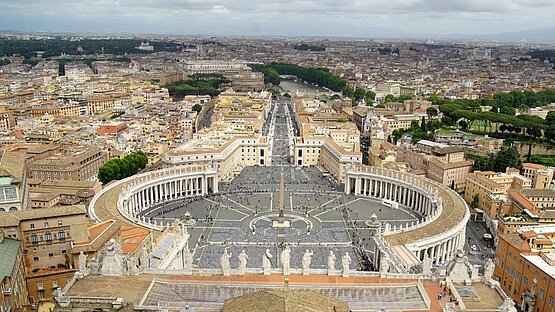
[492,145,521,172]
[384,94,395,103]
[426,107,438,120]
[546,111,555,126]
[420,116,427,132]
[441,116,453,126]
[458,120,468,131]
[500,106,516,115]
[428,94,444,105]
[97,151,148,184]
[192,104,202,113]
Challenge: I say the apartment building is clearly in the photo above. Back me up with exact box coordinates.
[0,105,15,131]
[522,163,555,189]
[19,205,88,303]
[0,232,29,311]
[494,225,555,312]
[396,141,473,192]
[0,150,29,212]
[465,169,532,220]
[28,147,108,182]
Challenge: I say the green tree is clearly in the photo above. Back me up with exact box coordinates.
[97,151,148,184]
[192,104,202,113]
[384,94,395,103]
[420,116,427,132]
[500,106,516,115]
[428,94,444,105]
[492,145,521,172]
[426,107,438,120]
[546,111,555,126]
[261,68,280,85]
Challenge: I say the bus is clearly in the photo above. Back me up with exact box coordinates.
[382,199,399,209]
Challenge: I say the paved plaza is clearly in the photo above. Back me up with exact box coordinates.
[138,165,422,271]
[137,98,422,272]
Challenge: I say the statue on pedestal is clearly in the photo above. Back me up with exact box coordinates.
[238,250,248,275]
[302,249,313,275]
[101,238,124,276]
[342,252,351,277]
[380,254,390,277]
[483,258,494,281]
[280,246,291,275]
[422,254,432,276]
[220,249,232,276]
[327,251,336,275]
[139,246,149,270]
[263,249,273,275]
[78,251,88,274]
[184,249,193,275]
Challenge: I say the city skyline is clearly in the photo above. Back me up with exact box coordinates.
[1,0,555,41]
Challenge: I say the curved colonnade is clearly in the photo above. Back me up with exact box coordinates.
[345,165,469,265]
[89,163,468,267]
[89,165,218,230]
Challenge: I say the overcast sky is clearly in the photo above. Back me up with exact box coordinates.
[0,0,554,37]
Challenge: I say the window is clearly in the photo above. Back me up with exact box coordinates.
[58,220,62,226]
[30,233,38,243]
[33,256,39,261]
[516,272,521,281]
[544,277,548,283]
[61,249,67,254]
[0,186,17,200]
[52,281,58,288]
[523,277,528,286]
[44,222,49,228]
[30,223,35,229]
[45,231,52,241]
[48,253,54,257]
[548,297,554,307]
[540,289,545,300]
[58,231,65,240]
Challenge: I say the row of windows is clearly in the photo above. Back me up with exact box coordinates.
[30,230,66,243]
[30,220,63,229]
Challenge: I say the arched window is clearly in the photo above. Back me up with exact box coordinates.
[9,206,17,211]
[58,230,65,240]
[0,208,5,212]
[45,231,52,241]
[30,233,38,243]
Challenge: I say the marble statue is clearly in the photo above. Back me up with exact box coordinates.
[342,252,352,277]
[238,250,248,275]
[422,254,432,275]
[78,251,87,274]
[380,254,390,277]
[327,251,336,275]
[302,249,313,275]
[184,248,193,275]
[263,249,273,275]
[280,246,291,275]
[88,257,101,275]
[139,246,148,270]
[127,255,138,275]
[101,238,124,276]
[220,249,232,276]
[483,258,494,281]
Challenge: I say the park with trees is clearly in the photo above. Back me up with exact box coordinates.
[164,73,230,100]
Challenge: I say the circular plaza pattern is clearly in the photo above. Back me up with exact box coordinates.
[89,162,469,273]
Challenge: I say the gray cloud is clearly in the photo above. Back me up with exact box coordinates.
[0,0,553,36]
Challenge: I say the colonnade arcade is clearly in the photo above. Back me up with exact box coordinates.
[345,165,468,266]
